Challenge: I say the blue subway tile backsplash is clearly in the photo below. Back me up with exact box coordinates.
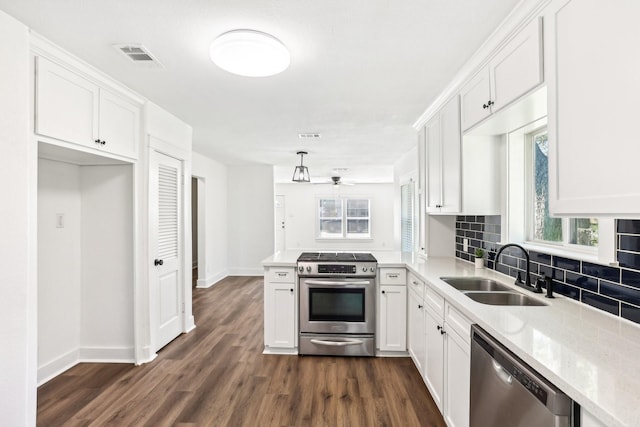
[455,216,640,326]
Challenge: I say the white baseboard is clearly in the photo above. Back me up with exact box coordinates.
[38,346,135,386]
[184,315,196,333]
[135,346,157,366]
[262,347,298,355]
[196,271,228,288]
[38,348,79,386]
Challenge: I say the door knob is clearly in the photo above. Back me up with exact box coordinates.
[154,259,164,266]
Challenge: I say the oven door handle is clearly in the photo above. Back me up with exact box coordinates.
[304,280,372,286]
[310,338,364,347]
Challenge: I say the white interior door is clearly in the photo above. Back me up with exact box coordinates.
[150,150,184,351]
[275,195,285,252]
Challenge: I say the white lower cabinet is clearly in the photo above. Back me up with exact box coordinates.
[378,285,407,352]
[407,288,426,372]
[444,328,471,427]
[424,307,445,410]
[580,408,607,427]
[408,276,472,427]
[263,267,297,351]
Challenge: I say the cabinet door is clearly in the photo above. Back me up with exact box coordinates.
[444,330,470,427]
[460,67,491,131]
[417,127,427,253]
[545,0,640,215]
[439,96,461,213]
[425,114,442,212]
[424,308,445,411]
[35,56,99,147]
[98,89,140,159]
[264,282,296,348]
[489,17,543,112]
[407,290,426,373]
[378,285,407,352]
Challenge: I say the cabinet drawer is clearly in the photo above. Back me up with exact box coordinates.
[444,303,472,344]
[407,273,424,299]
[379,268,406,285]
[424,286,445,317]
[266,267,296,283]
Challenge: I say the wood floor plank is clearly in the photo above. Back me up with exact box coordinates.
[37,276,446,427]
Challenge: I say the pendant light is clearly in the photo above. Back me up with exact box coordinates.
[292,151,310,182]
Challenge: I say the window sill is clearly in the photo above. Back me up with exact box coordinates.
[316,238,373,242]
[517,241,599,263]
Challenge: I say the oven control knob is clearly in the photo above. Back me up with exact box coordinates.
[306,266,312,272]
[362,267,367,272]
[298,266,303,273]
[369,267,375,272]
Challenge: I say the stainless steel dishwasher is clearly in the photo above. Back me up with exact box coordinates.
[470,325,574,427]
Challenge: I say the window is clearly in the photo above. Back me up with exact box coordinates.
[401,181,415,252]
[318,198,370,239]
[528,128,598,248]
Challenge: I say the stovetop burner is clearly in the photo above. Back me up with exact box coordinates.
[297,252,377,262]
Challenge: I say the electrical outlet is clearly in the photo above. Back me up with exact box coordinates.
[463,238,468,252]
[56,213,65,228]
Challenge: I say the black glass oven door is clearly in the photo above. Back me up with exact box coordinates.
[308,288,365,322]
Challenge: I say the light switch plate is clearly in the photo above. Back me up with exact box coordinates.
[56,213,64,228]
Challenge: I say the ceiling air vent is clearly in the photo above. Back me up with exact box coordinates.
[113,44,162,67]
[298,133,321,139]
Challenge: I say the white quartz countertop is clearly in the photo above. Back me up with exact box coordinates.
[262,251,640,427]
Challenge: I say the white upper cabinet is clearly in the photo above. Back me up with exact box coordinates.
[35,56,140,160]
[461,17,543,132]
[460,68,492,132]
[425,96,461,214]
[544,0,640,215]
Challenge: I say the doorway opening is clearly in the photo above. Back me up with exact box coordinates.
[191,176,206,289]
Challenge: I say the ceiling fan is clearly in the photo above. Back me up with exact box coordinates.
[312,176,355,186]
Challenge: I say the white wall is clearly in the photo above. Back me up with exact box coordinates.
[79,165,134,357]
[0,11,36,425]
[37,159,82,382]
[192,151,229,286]
[228,165,274,274]
[275,182,395,252]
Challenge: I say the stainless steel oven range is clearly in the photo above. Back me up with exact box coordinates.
[297,252,377,356]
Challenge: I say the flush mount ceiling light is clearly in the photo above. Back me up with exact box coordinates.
[209,29,290,77]
[292,151,310,183]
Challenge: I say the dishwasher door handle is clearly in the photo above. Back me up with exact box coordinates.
[492,360,513,385]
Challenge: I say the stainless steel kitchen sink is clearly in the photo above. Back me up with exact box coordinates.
[440,277,513,292]
[464,291,548,306]
[440,276,548,306]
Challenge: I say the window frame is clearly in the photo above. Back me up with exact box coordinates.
[316,196,372,240]
[523,126,598,255]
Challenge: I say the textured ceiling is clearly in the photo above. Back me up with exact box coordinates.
[0,0,521,182]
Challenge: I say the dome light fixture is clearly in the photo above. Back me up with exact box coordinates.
[209,29,290,77]
[292,151,310,183]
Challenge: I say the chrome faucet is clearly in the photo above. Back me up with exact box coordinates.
[494,243,541,293]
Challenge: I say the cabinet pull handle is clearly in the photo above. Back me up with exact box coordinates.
[388,274,398,278]
[277,272,287,276]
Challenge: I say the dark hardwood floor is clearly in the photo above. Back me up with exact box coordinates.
[37,276,446,426]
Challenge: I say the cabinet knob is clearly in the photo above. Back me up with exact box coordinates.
[94,139,101,144]
[381,290,386,294]
[154,259,163,266]
[418,304,423,309]
[290,288,294,293]
[488,100,494,106]
[482,103,488,109]
[437,325,442,331]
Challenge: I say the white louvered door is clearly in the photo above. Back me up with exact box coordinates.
[150,150,184,351]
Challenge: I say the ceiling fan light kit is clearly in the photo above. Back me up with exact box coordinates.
[209,29,290,77]
[292,151,310,182]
